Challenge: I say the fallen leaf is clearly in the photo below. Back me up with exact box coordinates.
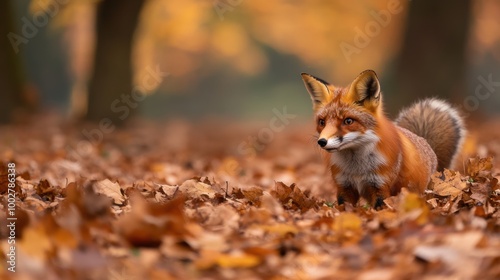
[35,179,58,201]
[466,156,493,180]
[430,169,467,199]
[93,179,126,206]
[241,186,264,204]
[333,212,363,244]
[399,192,429,225]
[215,253,261,268]
[159,184,178,197]
[257,224,299,236]
[470,182,491,204]
[178,179,217,199]
[115,192,188,247]
[271,181,316,212]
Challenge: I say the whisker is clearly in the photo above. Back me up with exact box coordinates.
[309,134,318,143]
[307,133,328,155]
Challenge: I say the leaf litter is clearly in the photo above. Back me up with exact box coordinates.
[0,118,499,279]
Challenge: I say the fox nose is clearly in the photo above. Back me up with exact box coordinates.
[317,138,328,147]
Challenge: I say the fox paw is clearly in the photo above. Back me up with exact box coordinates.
[373,197,385,210]
[337,196,345,205]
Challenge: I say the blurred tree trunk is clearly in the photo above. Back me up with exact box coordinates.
[0,1,25,123]
[86,0,145,125]
[391,0,471,112]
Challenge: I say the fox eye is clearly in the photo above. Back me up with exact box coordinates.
[318,119,325,126]
[343,118,354,125]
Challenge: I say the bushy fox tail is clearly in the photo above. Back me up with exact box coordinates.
[395,98,466,171]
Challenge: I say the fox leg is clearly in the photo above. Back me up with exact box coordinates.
[336,183,359,206]
[361,183,391,210]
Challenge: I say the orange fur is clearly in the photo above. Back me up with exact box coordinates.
[301,70,464,208]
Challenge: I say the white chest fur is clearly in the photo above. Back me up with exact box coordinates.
[330,142,387,193]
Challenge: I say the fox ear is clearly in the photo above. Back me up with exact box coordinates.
[301,73,332,111]
[347,70,381,111]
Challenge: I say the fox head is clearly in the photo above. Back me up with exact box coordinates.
[301,70,382,152]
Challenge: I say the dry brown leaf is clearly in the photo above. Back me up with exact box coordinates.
[35,179,58,201]
[470,182,491,204]
[202,204,239,233]
[178,179,217,199]
[375,210,398,228]
[241,186,264,204]
[260,191,284,216]
[93,179,126,206]
[399,192,429,225]
[430,169,467,199]
[466,156,493,180]
[61,182,113,220]
[271,181,316,212]
[115,192,188,247]
[333,212,363,244]
[159,184,178,197]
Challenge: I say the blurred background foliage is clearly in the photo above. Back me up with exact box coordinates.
[1,0,499,124]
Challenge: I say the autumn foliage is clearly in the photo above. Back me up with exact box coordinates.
[0,118,499,279]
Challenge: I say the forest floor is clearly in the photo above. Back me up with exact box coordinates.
[1,115,500,279]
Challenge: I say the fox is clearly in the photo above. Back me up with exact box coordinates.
[301,70,465,208]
